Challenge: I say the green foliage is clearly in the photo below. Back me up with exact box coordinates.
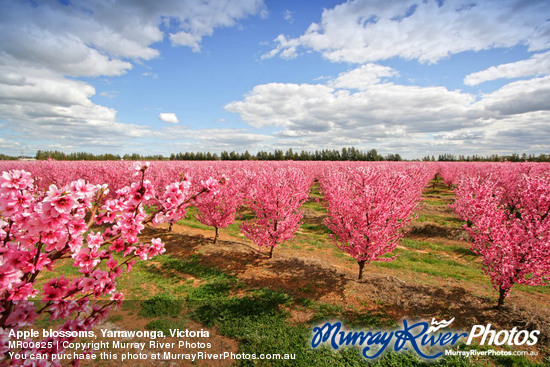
[29,149,550,162]
[139,294,182,317]
[159,254,236,283]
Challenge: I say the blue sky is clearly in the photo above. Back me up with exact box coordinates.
[1,0,549,159]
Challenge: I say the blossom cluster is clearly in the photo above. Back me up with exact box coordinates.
[453,169,550,306]
[240,167,312,257]
[320,166,429,279]
[0,163,219,366]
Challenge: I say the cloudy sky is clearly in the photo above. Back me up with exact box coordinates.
[1,0,549,159]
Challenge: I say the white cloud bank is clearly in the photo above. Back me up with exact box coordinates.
[0,0,265,153]
[464,51,550,85]
[246,0,550,156]
[263,0,550,64]
[226,66,550,157]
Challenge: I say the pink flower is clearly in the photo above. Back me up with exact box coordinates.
[108,238,126,252]
[86,232,104,250]
[76,277,94,293]
[126,259,136,273]
[51,194,77,214]
[49,300,78,320]
[201,178,220,195]
[0,329,10,355]
[4,301,38,327]
[72,250,100,274]
[106,258,117,270]
[150,238,165,256]
[111,292,124,302]
[135,246,149,260]
[0,170,33,190]
[69,179,96,200]
[123,245,136,257]
[42,276,71,300]
[8,282,37,301]
[0,262,24,292]
[0,164,213,362]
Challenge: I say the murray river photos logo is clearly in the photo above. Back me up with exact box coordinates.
[310,318,540,359]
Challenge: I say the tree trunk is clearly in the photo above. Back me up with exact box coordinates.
[213,227,219,244]
[497,286,507,308]
[358,260,366,280]
[168,222,173,232]
[269,246,274,258]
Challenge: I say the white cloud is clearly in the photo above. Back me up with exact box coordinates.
[100,91,119,99]
[475,76,550,116]
[168,0,265,51]
[142,72,158,79]
[464,51,550,85]
[226,64,550,157]
[0,0,266,155]
[329,63,399,89]
[225,80,478,137]
[283,10,294,23]
[159,113,180,124]
[142,126,272,154]
[263,0,550,64]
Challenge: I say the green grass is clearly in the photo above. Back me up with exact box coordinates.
[115,256,188,299]
[176,208,213,230]
[309,182,324,199]
[515,283,550,295]
[139,293,183,317]
[423,189,455,197]
[301,223,332,234]
[107,314,123,323]
[400,238,478,260]
[302,200,327,213]
[397,239,550,295]
[374,249,483,281]
[422,200,451,206]
[135,254,476,366]
[416,214,465,227]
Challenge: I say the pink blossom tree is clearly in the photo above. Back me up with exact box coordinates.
[194,175,244,243]
[240,167,311,258]
[320,167,426,280]
[453,172,550,307]
[0,163,219,366]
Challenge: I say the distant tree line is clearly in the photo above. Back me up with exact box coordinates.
[34,150,166,161]
[172,148,399,161]
[422,153,550,162]
[32,148,399,161]
[0,149,545,162]
[0,154,18,160]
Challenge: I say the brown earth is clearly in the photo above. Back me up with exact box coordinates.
[141,219,550,348]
